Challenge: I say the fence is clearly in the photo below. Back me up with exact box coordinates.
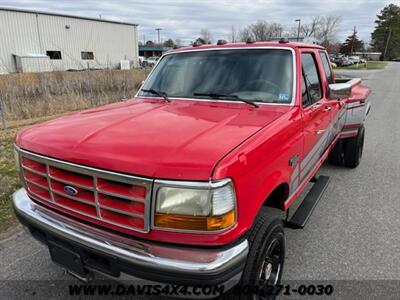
[0,97,7,129]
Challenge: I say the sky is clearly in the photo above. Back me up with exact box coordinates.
[0,0,396,44]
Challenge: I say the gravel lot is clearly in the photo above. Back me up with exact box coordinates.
[1,63,400,299]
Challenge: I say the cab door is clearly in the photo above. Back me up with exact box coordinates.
[318,51,347,142]
[300,51,331,182]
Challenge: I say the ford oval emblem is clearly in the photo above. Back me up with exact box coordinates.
[64,185,78,196]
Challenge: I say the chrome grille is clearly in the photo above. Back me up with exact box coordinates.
[18,148,152,233]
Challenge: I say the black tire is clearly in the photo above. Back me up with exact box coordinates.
[343,126,365,168]
[222,208,285,300]
[328,139,344,166]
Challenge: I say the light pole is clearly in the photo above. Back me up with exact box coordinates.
[155,28,162,45]
[295,19,301,42]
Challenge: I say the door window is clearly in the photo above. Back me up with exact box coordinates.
[301,53,322,106]
[319,52,334,84]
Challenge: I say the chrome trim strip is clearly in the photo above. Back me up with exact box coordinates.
[26,190,51,203]
[49,175,94,191]
[93,177,102,218]
[97,190,145,203]
[154,178,232,189]
[13,188,248,276]
[51,189,95,206]
[99,205,145,219]
[18,148,153,185]
[25,179,48,191]
[136,46,297,106]
[21,165,46,177]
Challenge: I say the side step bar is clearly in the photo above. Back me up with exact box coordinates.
[285,176,330,229]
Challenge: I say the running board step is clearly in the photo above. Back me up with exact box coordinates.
[285,176,330,229]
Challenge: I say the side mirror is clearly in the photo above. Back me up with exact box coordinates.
[328,83,351,100]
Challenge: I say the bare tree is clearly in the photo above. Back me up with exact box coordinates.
[317,16,341,44]
[290,16,340,44]
[301,16,323,38]
[239,20,283,42]
[200,28,212,44]
[239,27,253,42]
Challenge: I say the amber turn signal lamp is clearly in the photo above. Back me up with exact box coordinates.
[154,210,235,231]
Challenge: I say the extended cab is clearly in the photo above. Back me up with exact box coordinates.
[12,41,370,298]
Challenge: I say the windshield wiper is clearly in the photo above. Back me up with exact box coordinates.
[141,89,171,102]
[193,92,259,108]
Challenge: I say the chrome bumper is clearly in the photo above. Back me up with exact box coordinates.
[12,188,248,285]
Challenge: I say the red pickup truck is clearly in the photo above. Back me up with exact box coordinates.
[12,41,370,298]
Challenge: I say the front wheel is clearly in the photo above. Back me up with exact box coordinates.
[224,208,285,300]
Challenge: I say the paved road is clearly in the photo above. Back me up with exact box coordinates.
[1,63,400,299]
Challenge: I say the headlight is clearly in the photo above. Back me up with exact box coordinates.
[14,146,20,172]
[154,179,236,232]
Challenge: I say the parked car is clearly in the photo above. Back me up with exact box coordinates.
[334,56,352,66]
[348,55,361,64]
[142,56,160,67]
[13,41,371,299]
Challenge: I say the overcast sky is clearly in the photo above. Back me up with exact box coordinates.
[0,0,395,44]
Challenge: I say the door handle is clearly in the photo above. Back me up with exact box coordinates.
[311,103,323,111]
[324,106,332,112]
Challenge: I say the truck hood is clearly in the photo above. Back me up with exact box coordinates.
[16,98,289,180]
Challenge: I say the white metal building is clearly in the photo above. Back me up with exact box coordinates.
[0,7,139,74]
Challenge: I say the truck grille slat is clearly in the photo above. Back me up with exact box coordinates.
[19,149,152,233]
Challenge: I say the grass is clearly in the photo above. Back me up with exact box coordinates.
[0,127,21,232]
[335,61,387,70]
[0,69,147,121]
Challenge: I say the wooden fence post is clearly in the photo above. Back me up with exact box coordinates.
[0,97,7,130]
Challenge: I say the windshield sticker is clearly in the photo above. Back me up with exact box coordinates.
[278,93,289,101]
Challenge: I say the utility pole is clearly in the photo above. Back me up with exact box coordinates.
[350,26,356,55]
[155,28,162,45]
[295,19,301,42]
[383,27,392,61]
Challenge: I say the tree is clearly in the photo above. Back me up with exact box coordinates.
[145,40,155,46]
[163,39,175,47]
[371,4,400,60]
[301,17,323,38]
[200,28,212,44]
[316,16,341,44]
[194,37,206,45]
[292,16,341,44]
[340,29,364,55]
[239,20,283,42]
[239,27,253,42]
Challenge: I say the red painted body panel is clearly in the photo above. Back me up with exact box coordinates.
[15,42,371,246]
[16,99,288,181]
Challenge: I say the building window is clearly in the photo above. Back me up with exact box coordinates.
[81,52,94,60]
[46,51,62,60]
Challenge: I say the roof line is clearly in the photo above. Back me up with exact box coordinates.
[0,6,138,27]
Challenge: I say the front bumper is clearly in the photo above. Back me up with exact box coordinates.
[12,188,248,286]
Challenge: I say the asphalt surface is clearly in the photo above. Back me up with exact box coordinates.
[1,63,400,299]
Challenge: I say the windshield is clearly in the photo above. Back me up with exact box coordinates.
[139,49,294,104]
